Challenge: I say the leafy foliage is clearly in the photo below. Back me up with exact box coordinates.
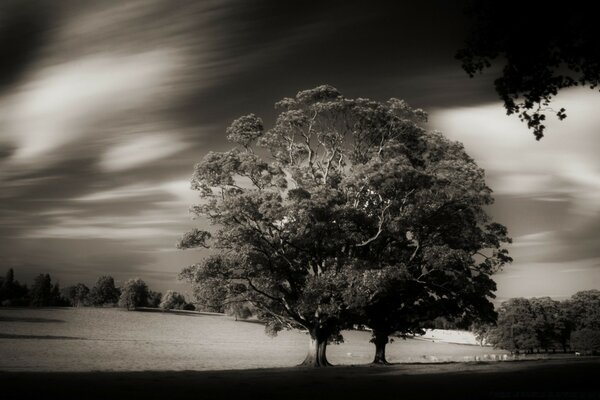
[147,291,162,308]
[570,329,600,354]
[30,274,67,307]
[487,298,539,353]
[119,278,149,310]
[159,290,187,310]
[457,0,600,139]
[63,283,90,307]
[180,85,510,365]
[0,268,29,306]
[484,291,600,353]
[90,276,120,306]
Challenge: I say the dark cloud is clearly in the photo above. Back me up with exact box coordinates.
[0,1,54,91]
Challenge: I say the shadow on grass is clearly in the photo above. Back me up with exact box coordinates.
[232,319,264,325]
[0,332,85,340]
[0,316,65,323]
[1,358,599,400]
[134,308,225,317]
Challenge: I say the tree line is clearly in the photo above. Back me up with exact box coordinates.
[0,268,193,311]
[474,290,600,355]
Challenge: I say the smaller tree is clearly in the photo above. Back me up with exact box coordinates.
[570,329,600,355]
[119,278,149,310]
[30,274,53,307]
[147,291,162,308]
[567,290,600,330]
[0,268,29,306]
[487,298,539,353]
[63,283,90,307]
[179,266,228,313]
[159,290,186,310]
[530,297,563,352]
[50,282,68,306]
[90,276,120,306]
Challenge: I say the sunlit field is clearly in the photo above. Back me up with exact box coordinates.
[0,307,508,372]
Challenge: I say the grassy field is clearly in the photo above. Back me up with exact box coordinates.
[1,307,598,399]
[0,307,509,371]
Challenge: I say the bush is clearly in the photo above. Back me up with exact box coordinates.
[159,290,187,310]
[182,302,196,311]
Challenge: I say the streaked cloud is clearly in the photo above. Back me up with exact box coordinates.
[0,50,182,166]
[99,133,188,172]
[1,1,598,299]
[431,88,600,299]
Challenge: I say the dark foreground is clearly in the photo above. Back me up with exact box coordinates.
[1,358,599,400]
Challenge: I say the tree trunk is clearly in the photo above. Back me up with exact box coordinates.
[371,330,390,365]
[300,330,332,367]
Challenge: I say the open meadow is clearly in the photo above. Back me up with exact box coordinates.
[1,307,599,399]
[0,307,509,371]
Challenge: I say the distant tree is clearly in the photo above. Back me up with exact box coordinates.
[0,268,16,302]
[178,85,510,366]
[457,0,600,140]
[529,297,563,352]
[487,298,539,353]
[566,290,600,330]
[159,290,186,310]
[89,276,120,306]
[50,282,67,306]
[119,278,149,310]
[570,328,600,355]
[63,283,90,307]
[147,291,162,308]
[179,267,228,313]
[0,268,30,306]
[556,300,576,352]
[30,274,53,307]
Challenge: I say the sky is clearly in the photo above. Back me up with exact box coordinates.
[0,0,598,301]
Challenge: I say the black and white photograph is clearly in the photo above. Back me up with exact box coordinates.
[0,1,599,399]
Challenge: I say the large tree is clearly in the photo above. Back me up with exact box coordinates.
[179,85,509,366]
[457,0,600,140]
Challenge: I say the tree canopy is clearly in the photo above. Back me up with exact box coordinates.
[457,0,600,139]
[482,291,600,354]
[119,278,149,310]
[90,276,120,306]
[179,85,510,366]
[159,290,187,310]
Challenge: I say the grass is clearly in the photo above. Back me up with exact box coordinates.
[1,307,598,399]
[0,307,509,371]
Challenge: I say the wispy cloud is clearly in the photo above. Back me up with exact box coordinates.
[0,50,182,166]
[430,88,600,298]
[99,133,188,172]
[431,88,600,216]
